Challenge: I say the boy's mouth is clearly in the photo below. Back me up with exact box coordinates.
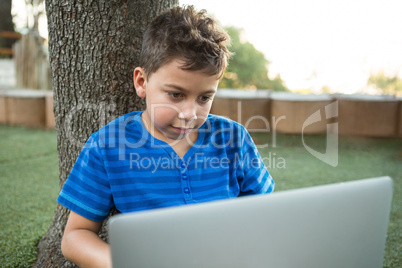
[171,126,195,134]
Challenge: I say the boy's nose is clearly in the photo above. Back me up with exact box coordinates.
[178,103,197,121]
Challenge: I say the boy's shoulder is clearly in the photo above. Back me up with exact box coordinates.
[97,110,142,131]
[89,110,143,142]
[206,113,246,131]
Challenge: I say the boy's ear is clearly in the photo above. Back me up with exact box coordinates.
[133,67,147,98]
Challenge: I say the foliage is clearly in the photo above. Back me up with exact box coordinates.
[23,0,45,30]
[367,72,402,95]
[220,26,288,91]
[1,125,401,267]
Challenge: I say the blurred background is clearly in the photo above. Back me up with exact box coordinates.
[182,0,402,96]
[1,0,401,136]
[2,0,402,95]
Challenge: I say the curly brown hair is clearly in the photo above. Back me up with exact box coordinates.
[139,5,232,79]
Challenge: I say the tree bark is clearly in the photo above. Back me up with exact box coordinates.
[35,1,178,267]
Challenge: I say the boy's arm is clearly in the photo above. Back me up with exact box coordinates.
[61,211,112,268]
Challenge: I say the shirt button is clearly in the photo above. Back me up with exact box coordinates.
[182,174,188,180]
[183,187,190,194]
[181,162,186,169]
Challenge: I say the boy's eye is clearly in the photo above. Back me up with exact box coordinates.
[198,96,212,103]
[169,92,183,99]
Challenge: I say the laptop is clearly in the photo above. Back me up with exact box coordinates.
[109,176,393,268]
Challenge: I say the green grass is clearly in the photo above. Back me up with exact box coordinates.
[0,125,59,267]
[0,125,400,267]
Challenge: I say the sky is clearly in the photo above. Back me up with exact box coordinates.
[12,0,402,94]
[180,0,402,94]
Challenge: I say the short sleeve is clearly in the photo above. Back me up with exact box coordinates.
[57,133,114,221]
[237,127,275,196]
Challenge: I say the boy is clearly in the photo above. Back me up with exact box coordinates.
[58,5,274,268]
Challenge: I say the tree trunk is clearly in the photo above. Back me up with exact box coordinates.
[35,0,178,267]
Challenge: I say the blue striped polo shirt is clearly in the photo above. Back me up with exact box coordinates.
[58,111,274,221]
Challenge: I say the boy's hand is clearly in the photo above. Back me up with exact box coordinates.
[61,211,112,268]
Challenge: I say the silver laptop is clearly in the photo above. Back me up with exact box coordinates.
[109,176,393,268]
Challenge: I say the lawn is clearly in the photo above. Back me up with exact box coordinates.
[0,125,400,267]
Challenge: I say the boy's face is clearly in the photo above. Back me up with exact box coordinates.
[134,59,220,143]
